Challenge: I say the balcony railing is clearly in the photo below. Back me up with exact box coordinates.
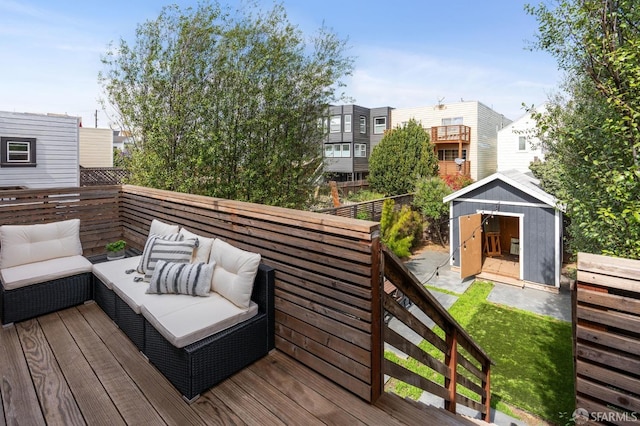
[431,125,471,144]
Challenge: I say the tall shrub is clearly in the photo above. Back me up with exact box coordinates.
[380,199,423,258]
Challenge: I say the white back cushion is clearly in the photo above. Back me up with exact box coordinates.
[179,228,214,263]
[209,239,260,309]
[149,219,179,237]
[0,219,83,269]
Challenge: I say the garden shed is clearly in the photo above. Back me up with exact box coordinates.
[443,169,564,289]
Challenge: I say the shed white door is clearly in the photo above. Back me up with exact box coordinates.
[459,214,482,279]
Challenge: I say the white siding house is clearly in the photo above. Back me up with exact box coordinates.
[0,111,80,188]
[497,107,545,174]
[79,127,113,167]
[391,101,511,181]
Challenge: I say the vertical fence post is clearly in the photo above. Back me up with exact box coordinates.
[482,363,491,422]
[444,328,458,414]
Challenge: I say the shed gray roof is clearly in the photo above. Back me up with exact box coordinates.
[443,169,563,210]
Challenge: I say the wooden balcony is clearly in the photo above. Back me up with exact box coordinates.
[431,125,471,144]
[0,185,490,425]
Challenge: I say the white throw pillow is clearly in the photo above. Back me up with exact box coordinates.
[149,219,180,237]
[0,219,83,269]
[209,239,261,309]
[138,236,198,282]
[147,260,215,297]
[179,228,215,263]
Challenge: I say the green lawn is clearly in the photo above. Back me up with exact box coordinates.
[385,281,574,424]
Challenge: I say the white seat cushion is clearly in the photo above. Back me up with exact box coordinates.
[0,219,83,269]
[1,255,92,290]
[141,292,258,348]
[92,256,142,290]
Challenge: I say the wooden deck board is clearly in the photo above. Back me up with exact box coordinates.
[38,312,126,426]
[0,303,475,425]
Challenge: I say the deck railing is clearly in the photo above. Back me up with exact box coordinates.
[431,125,471,143]
[382,246,493,421]
[574,252,640,422]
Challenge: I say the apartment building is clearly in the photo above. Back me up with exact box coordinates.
[391,101,512,181]
[322,104,392,181]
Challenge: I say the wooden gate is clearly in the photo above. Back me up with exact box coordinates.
[459,214,482,279]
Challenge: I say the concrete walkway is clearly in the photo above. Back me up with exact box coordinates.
[398,248,572,425]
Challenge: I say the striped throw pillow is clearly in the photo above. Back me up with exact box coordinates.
[147,260,214,297]
[138,236,199,282]
[137,233,184,274]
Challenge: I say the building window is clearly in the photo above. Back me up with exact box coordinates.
[354,143,367,157]
[518,136,527,151]
[374,117,386,134]
[330,115,341,133]
[1,137,36,167]
[324,143,351,158]
[437,149,467,161]
[359,116,366,134]
[442,117,463,125]
[344,114,352,133]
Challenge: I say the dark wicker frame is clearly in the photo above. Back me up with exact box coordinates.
[0,272,93,324]
[115,296,145,352]
[93,275,117,321]
[143,264,274,400]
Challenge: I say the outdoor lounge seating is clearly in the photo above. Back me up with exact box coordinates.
[0,218,275,402]
[0,219,93,324]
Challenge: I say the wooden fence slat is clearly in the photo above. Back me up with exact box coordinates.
[577,377,640,413]
[577,288,640,315]
[383,325,451,379]
[576,360,640,396]
[383,359,450,401]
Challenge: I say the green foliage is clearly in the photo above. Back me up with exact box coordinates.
[345,190,385,203]
[380,199,423,257]
[368,119,438,196]
[105,240,126,252]
[527,0,640,258]
[113,147,130,169]
[100,1,353,209]
[412,177,452,246]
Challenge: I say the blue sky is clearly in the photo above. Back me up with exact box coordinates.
[0,0,560,128]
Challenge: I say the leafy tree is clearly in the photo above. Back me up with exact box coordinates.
[380,199,423,258]
[368,119,438,196]
[526,0,640,258]
[413,177,452,246]
[100,2,352,209]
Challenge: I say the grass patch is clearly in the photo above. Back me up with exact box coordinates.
[385,281,574,424]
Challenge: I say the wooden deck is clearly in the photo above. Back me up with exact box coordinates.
[0,302,478,425]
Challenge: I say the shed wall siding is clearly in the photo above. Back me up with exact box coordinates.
[79,127,113,167]
[0,111,79,188]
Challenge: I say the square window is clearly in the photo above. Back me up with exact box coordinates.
[374,117,386,134]
[354,143,367,157]
[1,137,36,167]
[324,144,334,157]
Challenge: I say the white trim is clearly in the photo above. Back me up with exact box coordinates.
[555,209,561,288]
[449,201,454,265]
[456,198,553,209]
[476,210,524,280]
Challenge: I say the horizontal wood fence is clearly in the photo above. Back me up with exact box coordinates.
[314,193,414,221]
[80,167,129,186]
[575,253,640,424]
[382,246,493,422]
[0,186,122,255]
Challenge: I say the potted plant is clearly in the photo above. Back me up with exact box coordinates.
[105,240,126,261]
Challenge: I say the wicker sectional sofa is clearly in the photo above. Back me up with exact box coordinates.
[0,219,275,402]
